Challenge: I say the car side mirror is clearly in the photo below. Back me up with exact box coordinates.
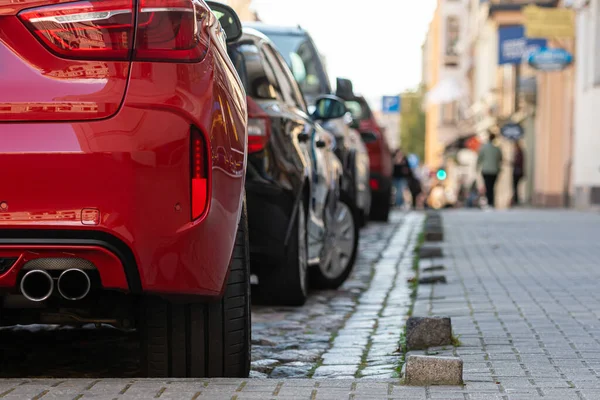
[312,95,347,121]
[360,132,377,144]
[206,1,242,43]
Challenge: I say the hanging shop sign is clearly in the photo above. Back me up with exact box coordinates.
[528,47,573,72]
[500,122,524,140]
[523,5,575,39]
[498,25,547,65]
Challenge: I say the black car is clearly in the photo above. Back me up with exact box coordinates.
[227,29,359,306]
[245,23,372,227]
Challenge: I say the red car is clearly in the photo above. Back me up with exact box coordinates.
[0,0,250,377]
[339,88,393,222]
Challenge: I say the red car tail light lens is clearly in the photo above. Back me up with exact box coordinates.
[135,0,209,62]
[19,0,135,61]
[19,0,209,62]
[191,129,208,220]
[369,179,380,191]
[246,97,271,154]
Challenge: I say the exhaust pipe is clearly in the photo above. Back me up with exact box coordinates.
[21,270,54,302]
[58,269,91,301]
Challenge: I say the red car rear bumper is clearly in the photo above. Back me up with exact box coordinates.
[0,245,128,291]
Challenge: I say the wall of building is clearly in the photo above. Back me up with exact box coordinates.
[425,1,442,168]
[534,42,575,207]
[573,0,600,209]
[424,0,471,170]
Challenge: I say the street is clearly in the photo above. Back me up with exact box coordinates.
[0,210,598,398]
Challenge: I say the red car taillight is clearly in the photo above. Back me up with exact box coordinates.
[18,0,209,62]
[18,0,135,60]
[191,129,208,220]
[246,96,271,154]
[135,0,209,62]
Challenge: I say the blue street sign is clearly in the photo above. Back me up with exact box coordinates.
[528,48,573,72]
[498,25,547,65]
[382,96,401,114]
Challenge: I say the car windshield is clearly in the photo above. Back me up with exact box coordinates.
[267,33,323,97]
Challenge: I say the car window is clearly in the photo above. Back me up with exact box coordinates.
[264,44,308,113]
[345,101,367,120]
[229,43,279,100]
[261,45,297,108]
[267,34,323,97]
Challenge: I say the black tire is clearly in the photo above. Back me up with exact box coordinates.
[255,197,308,306]
[370,190,391,222]
[310,192,359,289]
[139,202,251,378]
[358,208,368,228]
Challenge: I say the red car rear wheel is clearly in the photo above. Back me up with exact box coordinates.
[139,202,251,378]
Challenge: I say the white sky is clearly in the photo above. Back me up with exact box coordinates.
[249,0,437,111]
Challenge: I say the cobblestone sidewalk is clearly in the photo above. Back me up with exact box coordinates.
[411,210,600,399]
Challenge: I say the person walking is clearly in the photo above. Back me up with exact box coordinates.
[392,150,411,207]
[512,141,525,206]
[477,132,503,208]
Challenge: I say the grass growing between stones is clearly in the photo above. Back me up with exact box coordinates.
[393,331,407,379]
[407,230,425,318]
[394,223,426,379]
[451,333,462,347]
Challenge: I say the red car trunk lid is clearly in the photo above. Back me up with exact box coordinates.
[0,0,132,122]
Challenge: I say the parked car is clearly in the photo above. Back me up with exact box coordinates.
[337,80,394,222]
[245,23,372,226]
[227,29,359,305]
[0,1,249,378]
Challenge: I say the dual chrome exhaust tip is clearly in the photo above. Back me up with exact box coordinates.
[20,268,91,302]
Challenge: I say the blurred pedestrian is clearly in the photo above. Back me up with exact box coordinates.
[477,132,503,208]
[407,154,422,209]
[408,171,422,209]
[512,141,525,206]
[392,150,410,207]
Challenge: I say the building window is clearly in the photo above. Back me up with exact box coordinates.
[445,16,460,67]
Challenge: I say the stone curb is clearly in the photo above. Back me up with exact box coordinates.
[418,245,443,259]
[404,355,463,386]
[405,316,452,350]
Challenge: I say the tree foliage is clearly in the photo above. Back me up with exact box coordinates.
[400,85,426,161]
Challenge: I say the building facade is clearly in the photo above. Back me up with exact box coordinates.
[423,0,471,171]
[572,0,600,210]
[451,0,575,209]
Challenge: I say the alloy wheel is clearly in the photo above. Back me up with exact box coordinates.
[322,200,356,279]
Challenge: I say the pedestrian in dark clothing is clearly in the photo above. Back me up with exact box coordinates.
[512,141,525,206]
[477,132,502,208]
[408,174,422,209]
[392,150,411,207]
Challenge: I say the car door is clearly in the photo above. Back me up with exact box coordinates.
[261,43,331,265]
